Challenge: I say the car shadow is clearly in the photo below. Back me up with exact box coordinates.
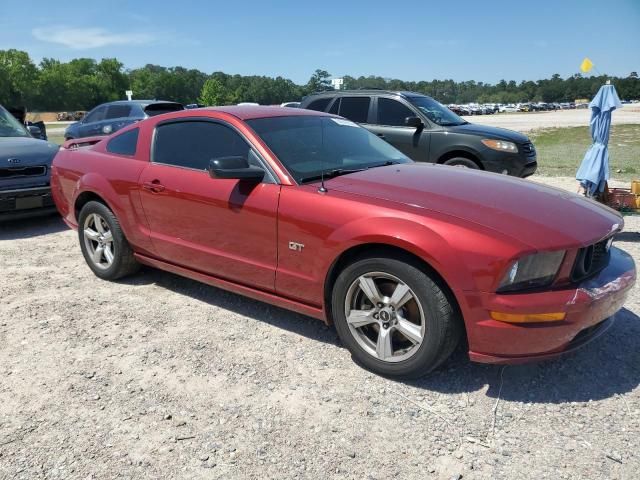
[122,267,638,403]
[120,267,340,346]
[0,214,67,240]
[615,231,640,243]
[406,307,640,403]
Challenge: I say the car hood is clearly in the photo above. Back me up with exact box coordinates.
[0,137,59,166]
[445,122,530,143]
[326,163,621,250]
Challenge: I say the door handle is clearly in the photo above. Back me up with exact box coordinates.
[142,180,165,193]
[376,133,386,139]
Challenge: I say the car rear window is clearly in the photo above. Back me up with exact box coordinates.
[337,97,371,123]
[144,103,184,117]
[106,128,139,156]
[306,98,332,112]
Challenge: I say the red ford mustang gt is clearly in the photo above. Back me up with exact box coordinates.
[51,106,636,378]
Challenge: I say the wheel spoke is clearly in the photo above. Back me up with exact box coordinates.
[103,245,114,264]
[359,276,382,304]
[91,245,104,264]
[376,326,394,360]
[102,230,113,243]
[347,309,378,329]
[83,228,100,241]
[395,316,423,344]
[93,214,104,233]
[389,283,412,309]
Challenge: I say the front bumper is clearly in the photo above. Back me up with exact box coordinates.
[481,149,537,178]
[464,247,636,364]
[0,186,57,221]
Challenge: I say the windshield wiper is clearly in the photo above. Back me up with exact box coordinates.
[300,161,402,184]
[300,168,366,184]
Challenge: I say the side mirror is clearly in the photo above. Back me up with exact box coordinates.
[405,116,423,128]
[27,125,42,138]
[208,156,264,181]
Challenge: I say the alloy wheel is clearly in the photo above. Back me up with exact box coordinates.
[344,272,426,363]
[83,213,114,270]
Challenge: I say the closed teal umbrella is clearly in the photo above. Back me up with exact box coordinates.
[576,84,622,196]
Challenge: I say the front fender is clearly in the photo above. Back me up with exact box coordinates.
[325,215,472,292]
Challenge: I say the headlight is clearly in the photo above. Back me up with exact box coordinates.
[481,139,518,153]
[498,251,566,292]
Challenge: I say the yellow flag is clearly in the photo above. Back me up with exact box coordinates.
[580,57,594,73]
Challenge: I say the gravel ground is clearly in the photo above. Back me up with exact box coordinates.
[462,105,640,133]
[0,176,638,480]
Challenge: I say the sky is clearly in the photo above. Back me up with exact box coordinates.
[1,0,639,85]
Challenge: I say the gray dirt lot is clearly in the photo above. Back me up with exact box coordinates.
[462,105,640,132]
[0,176,638,480]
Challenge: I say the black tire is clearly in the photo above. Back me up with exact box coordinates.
[442,157,480,169]
[331,254,462,379]
[78,201,139,280]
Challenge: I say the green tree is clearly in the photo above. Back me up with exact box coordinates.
[305,69,332,94]
[199,77,229,106]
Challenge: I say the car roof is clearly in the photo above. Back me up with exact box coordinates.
[101,100,181,107]
[304,90,427,98]
[204,105,333,120]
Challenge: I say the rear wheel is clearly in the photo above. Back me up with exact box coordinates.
[331,255,462,379]
[78,201,139,280]
[443,157,480,169]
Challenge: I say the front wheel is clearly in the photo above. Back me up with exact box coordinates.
[78,201,139,280]
[331,255,462,379]
[443,157,480,169]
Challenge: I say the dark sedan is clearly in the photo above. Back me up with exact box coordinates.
[64,100,183,140]
[0,105,59,220]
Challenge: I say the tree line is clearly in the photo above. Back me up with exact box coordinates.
[1,49,638,111]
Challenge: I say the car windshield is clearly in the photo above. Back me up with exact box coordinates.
[247,116,411,183]
[0,106,29,138]
[407,96,466,126]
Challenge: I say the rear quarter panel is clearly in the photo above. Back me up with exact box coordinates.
[52,146,153,254]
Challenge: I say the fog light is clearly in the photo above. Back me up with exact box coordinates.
[501,169,509,174]
[490,311,566,323]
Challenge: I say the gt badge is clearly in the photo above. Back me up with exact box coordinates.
[288,241,304,252]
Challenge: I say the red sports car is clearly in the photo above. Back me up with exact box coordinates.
[51,106,636,378]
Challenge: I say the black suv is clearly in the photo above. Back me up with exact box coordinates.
[64,100,184,140]
[299,91,537,177]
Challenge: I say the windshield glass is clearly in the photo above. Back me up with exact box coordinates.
[407,96,466,126]
[0,106,29,138]
[247,116,411,183]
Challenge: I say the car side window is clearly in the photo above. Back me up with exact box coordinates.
[153,121,250,171]
[83,106,106,124]
[338,97,371,123]
[377,98,416,127]
[105,104,132,120]
[306,98,331,112]
[106,128,139,156]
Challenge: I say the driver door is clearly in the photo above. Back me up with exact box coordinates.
[138,119,280,291]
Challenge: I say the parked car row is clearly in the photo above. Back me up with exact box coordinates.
[57,111,86,121]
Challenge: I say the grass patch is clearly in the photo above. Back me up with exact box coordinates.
[47,133,65,145]
[529,124,640,180]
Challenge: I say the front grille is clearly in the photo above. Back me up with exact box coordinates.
[521,142,536,157]
[0,166,47,179]
[571,237,611,282]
